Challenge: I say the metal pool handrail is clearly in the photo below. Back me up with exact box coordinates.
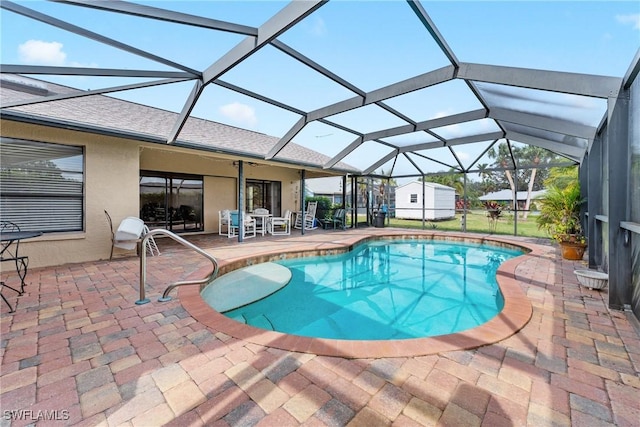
[137,229,219,305]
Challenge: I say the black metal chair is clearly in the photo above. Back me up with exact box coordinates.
[1,221,30,313]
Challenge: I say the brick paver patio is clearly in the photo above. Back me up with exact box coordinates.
[1,228,638,426]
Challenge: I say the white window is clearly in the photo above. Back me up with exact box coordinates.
[410,194,418,203]
[0,138,84,233]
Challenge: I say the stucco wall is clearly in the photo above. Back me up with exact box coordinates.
[1,121,306,268]
[1,120,140,268]
[139,146,302,232]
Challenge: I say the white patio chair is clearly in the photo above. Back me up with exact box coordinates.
[294,201,318,230]
[219,210,232,236]
[105,211,159,260]
[269,210,292,235]
[229,212,256,239]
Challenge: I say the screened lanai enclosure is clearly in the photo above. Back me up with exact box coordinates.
[1,1,639,318]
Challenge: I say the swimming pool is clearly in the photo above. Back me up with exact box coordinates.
[206,239,523,340]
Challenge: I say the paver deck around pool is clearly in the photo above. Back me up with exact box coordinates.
[1,228,638,426]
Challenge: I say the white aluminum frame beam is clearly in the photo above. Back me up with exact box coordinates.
[267,65,456,159]
[168,0,327,144]
[401,131,505,153]
[506,131,584,161]
[415,109,488,132]
[353,108,487,148]
[320,109,489,169]
[53,0,258,36]
[489,107,597,140]
[324,136,364,169]
[406,0,459,66]
[363,150,400,175]
[458,62,622,99]
[0,65,195,79]
[1,1,199,75]
[1,77,192,109]
[271,40,365,96]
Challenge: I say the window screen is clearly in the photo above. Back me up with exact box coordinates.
[0,138,84,232]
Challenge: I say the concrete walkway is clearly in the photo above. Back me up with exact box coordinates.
[1,228,638,426]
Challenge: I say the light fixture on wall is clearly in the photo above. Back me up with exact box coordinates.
[232,160,259,168]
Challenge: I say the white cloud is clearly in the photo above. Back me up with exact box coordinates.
[457,151,470,161]
[310,17,327,37]
[616,13,640,30]
[219,102,257,126]
[19,40,67,65]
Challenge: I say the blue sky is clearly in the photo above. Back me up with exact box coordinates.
[2,1,639,176]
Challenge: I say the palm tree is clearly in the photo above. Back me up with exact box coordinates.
[488,143,516,208]
[520,146,547,219]
[476,163,498,193]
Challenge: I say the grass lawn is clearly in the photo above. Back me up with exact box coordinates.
[350,210,551,240]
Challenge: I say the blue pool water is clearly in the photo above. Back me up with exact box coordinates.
[220,239,523,340]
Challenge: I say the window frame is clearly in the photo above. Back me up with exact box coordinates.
[0,137,85,233]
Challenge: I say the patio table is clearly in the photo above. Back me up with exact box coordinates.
[250,213,272,236]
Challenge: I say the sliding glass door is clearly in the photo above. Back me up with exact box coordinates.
[140,171,203,232]
[246,179,281,215]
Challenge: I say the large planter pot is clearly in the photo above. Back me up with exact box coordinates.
[574,269,608,290]
[559,241,587,260]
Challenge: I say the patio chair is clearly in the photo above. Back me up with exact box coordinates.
[219,210,233,237]
[329,208,346,229]
[228,211,256,239]
[1,221,30,312]
[104,210,160,260]
[269,210,292,235]
[142,225,160,257]
[294,201,318,230]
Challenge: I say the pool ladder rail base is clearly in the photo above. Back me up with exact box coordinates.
[136,229,218,305]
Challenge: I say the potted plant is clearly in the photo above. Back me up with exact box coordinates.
[536,183,587,260]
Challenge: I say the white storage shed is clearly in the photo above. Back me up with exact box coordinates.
[395,181,456,220]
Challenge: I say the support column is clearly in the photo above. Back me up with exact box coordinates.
[422,177,426,229]
[586,144,602,268]
[352,176,357,229]
[607,93,631,310]
[513,170,518,236]
[342,175,348,228]
[462,173,468,232]
[300,169,306,235]
[237,160,244,243]
[385,178,390,225]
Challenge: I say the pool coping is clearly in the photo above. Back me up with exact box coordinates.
[179,230,536,358]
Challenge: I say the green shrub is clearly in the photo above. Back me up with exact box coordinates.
[305,196,332,219]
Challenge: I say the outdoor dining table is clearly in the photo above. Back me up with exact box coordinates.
[249,212,273,236]
[1,230,42,312]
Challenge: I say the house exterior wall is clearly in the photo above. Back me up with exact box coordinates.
[395,182,455,220]
[1,120,304,268]
[140,147,300,232]
[1,120,139,268]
